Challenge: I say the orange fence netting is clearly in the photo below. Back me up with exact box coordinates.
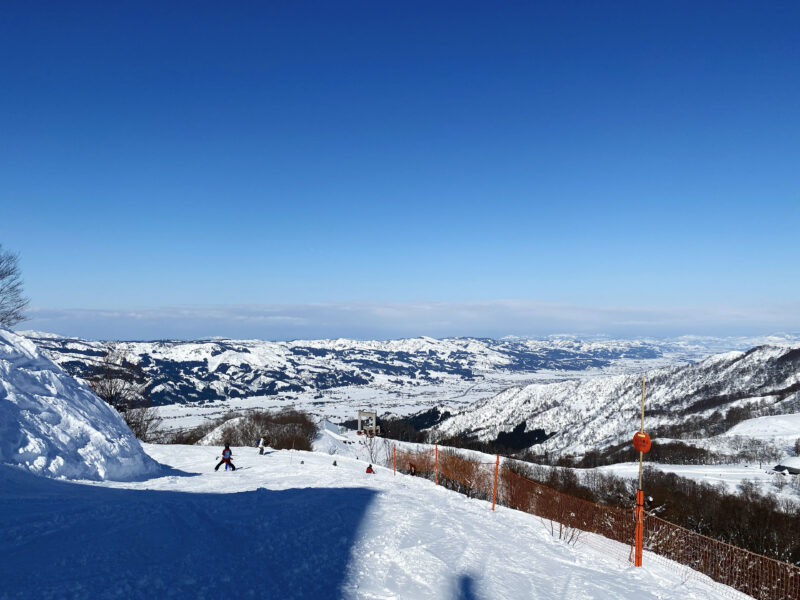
[390,444,800,600]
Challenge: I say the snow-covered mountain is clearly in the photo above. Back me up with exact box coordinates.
[20,333,673,405]
[436,344,800,456]
[0,329,159,480]
[18,331,800,430]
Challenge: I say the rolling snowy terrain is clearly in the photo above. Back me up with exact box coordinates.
[19,331,800,430]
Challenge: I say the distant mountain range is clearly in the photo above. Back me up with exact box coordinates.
[21,332,682,406]
[17,332,800,450]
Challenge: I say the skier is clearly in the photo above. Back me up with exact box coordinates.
[258,437,267,455]
[215,444,236,471]
[365,464,375,474]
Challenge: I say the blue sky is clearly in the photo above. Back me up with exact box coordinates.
[1,2,798,340]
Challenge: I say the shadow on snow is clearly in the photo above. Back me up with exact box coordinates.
[0,466,377,600]
[454,573,483,600]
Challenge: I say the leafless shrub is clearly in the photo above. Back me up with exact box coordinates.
[123,406,163,441]
[86,343,162,441]
[542,517,584,546]
[218,409,318,451]
[439,449,492,499]
[360,431,382,464]
[166,413,241,445]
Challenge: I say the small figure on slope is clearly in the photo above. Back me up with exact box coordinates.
[365,464,375,474]
[215,444,236,471]
[258,437,267,455]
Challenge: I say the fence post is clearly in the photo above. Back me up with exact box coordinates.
[634,489,644,567]
[435,444,439,486]
[633,376,647,568]
[393,445,396,476]
[491,454,499,511]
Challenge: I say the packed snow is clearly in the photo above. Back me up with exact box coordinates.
[0,329,159,481]
[0,441,751,599]
[724,413,800,443]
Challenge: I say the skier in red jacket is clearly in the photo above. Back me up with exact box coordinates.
[215,444,236,471]
[365,464,375,474]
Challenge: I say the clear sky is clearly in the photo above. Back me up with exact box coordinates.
[1,1,799,340]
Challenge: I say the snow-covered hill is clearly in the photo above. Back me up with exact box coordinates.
[0,329,159,480]
[0,442,749,599]
[19,331,798,429]
[436,344,800,456]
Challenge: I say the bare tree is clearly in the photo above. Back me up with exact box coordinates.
[87,343,162,441]
[361,432,383,464]
[0,244,29,328]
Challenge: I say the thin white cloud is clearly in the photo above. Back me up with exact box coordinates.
[16,301,800,341]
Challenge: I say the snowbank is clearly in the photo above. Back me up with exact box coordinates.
[0,329,160,480]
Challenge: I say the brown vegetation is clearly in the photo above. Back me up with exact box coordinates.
[166,409,318,451]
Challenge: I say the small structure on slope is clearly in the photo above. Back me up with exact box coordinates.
[357,410,380,437]
[774,456,800,475]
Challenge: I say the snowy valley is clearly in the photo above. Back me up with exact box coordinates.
[19,331,800,433]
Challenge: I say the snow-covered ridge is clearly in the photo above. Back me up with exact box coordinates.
[21,332,796,411]
[0,329,160,480]
[436,343,800,455]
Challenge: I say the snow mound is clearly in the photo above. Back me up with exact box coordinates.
[0,329,160,480]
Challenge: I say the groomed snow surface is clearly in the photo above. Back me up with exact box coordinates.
[1,442,750,600]
[0,329,159,480]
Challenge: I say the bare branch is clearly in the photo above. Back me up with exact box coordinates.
[0,244,29,328]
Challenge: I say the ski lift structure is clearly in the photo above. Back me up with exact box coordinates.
[357,410,380,437]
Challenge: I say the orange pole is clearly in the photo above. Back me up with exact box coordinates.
[634,488,644,566]
[491,454,499,511]
[634,376,646,567]
[435,444,439,486]
[393,445,396,476]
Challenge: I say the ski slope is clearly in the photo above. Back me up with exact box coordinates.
[1,443,749,599]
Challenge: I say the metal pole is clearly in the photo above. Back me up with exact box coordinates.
[638,376,645,490]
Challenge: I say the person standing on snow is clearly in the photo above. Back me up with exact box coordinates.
[215,444,236,471]
[258,437,267,455]
[365,464,375,474]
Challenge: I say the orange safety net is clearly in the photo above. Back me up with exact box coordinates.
[394,447,435,477]
[498,466,633,546]
[390,443,800,599]
[438,450,496,501]
[643,512,800,600]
